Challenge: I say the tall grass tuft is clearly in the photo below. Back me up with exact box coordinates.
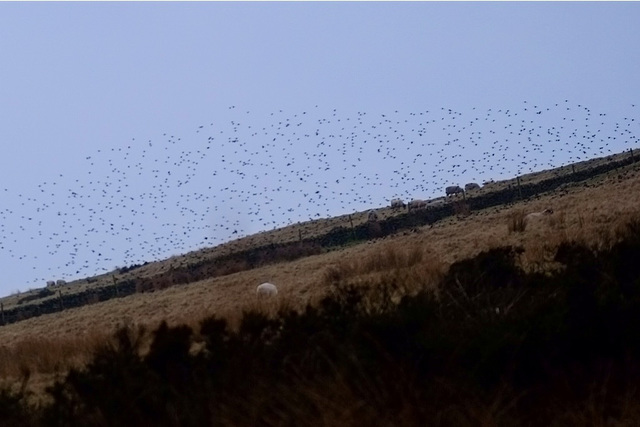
[323,242,443,295]
[507,209,527,233]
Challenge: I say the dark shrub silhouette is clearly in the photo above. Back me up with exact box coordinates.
[6,216,640,425]
[0,372,34,427]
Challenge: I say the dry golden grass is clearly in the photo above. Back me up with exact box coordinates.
[2,149,634,311]
[0,158,639,401]
[507,209,527,234]
[322,242,445,304]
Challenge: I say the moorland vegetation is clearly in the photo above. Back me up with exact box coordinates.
[0,150,639,425]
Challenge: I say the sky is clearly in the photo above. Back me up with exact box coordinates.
[0,2,639,295]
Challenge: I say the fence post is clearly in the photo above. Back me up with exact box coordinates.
[516,176,522,200]
[58,290,64,311]
[112,275,119,297]
[349,214,355,239]
[630,148,635,163]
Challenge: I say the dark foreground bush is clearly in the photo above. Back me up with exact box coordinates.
[6,218,640,426]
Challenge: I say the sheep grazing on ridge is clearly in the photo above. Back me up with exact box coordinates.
[407,199,427,213]
[46,280,56,287]
[256,282,278,297]
[367,209,379,222]
[56,279,67,286]
[390,198,405,209]
[446,185,464,197]
[465,182,481,192]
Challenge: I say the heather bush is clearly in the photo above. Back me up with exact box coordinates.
[4,216,640,426]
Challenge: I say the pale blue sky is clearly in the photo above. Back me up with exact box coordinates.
[0,2,639,294]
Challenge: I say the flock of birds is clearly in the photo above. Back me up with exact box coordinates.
[0,101,638,291]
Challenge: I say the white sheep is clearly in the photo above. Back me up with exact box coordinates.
[525,208,553,221]
[256,282,278,297]
[390,198,405,209]
[465,182,481,192]
[407,199,427,213]
[446,185,464,197]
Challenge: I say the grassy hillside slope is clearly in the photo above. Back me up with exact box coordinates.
[0,148,638,423]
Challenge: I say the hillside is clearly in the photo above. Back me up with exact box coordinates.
[0,146,638,425]
[0,147,638,409]
[0,147,637,317]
